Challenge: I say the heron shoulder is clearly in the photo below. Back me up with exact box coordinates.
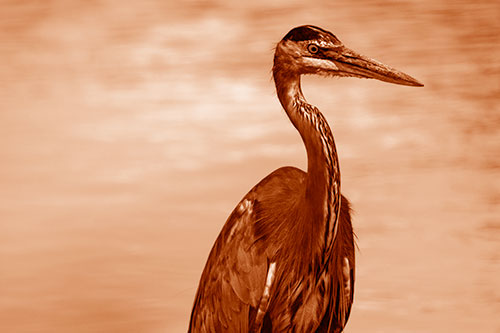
[251,166,306,199]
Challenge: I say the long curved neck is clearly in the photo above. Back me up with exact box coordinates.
[273,66,341,253]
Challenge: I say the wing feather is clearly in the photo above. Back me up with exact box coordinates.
[189,195,268,332]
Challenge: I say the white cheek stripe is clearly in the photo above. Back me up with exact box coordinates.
[305,57,339,71]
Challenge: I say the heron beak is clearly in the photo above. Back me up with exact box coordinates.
[326,46,424,87]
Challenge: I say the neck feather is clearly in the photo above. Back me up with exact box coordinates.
[273,65,341,253]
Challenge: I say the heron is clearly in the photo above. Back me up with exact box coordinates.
[189,25,423,332]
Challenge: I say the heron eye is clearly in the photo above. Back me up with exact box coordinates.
[308,44,319,54]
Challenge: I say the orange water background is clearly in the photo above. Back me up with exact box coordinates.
[1,1,499,332]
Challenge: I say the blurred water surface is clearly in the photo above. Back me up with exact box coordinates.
[0,0,499,332]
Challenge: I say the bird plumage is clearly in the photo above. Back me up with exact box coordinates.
[190,167,354,332]
[189,25,422,332]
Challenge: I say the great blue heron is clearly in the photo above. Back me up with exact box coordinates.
[189,25,423,332]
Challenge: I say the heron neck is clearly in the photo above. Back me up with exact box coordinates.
[273,68,341,248]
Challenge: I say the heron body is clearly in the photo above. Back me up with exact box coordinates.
[189,25,422,332]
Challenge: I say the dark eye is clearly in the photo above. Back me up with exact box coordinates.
[308,44,319,54]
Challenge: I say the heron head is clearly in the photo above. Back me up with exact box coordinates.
[274,25,423,87]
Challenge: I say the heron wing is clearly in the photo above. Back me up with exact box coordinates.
[189,194,269,332]
[336,194,356,326]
